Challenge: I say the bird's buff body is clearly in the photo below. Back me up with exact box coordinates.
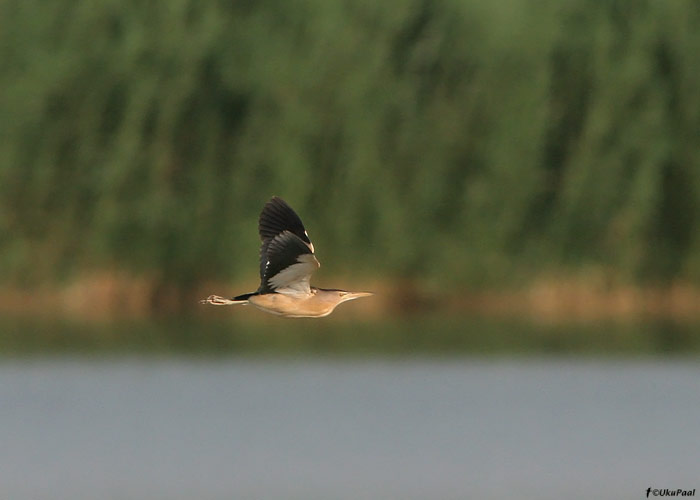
[249,288,370,318]
[201,197,372,317]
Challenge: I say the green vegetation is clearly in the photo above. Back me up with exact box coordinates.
[2,313,699,357]
[1,0,699,292]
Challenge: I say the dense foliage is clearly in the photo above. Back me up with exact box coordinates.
[1,0,699,290]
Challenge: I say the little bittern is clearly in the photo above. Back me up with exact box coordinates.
[200,197,372,317]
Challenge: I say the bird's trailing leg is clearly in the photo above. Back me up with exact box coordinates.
[200,295,243,305]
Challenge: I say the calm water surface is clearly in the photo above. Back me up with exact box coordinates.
[2,357,699,500]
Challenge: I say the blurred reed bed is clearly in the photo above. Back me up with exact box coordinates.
[1,0,699,314]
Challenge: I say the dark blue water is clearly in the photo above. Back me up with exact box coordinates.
[2,358,699,500]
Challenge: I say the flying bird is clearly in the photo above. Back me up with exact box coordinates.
[200,197,372,317]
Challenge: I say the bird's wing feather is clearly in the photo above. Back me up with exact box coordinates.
[258,197,314,251]
[259,239,271,283]
[258,197,317,286]
[259,230,320,294]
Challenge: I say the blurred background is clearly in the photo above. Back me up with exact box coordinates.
[1,1,699,499]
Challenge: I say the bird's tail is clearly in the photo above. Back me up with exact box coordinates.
[200,293,256,305]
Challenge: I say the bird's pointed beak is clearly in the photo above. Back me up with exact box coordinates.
[344,291,373,301]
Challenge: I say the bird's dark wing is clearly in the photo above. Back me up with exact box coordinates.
[259,239,272,284]
[258,197,314,249]
[258,197,317,290]
[258,230,319,294]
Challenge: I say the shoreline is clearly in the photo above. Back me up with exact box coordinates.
[2,272,700,324]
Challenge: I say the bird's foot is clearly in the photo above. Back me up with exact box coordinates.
[200,295,237,305]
